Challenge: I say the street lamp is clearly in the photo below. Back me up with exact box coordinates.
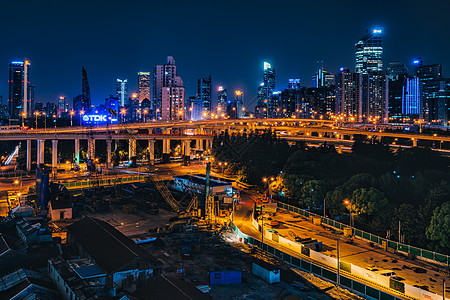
[53,114,56,131]
[143,109,148,123]
[21,113,26,128]
[344,199,354,227]
[70,110,75,127]
[34,111,39,130]
[337,237,342,286]
[80,110,85,128]
[42,112,46,131]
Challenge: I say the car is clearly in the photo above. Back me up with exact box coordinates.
[375,270,398,278]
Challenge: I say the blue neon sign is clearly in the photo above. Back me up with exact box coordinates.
[82,114,117,124]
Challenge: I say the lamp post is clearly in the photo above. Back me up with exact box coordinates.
[260,205,266,246]
[80,110,85,128]
[70,110,75,127]
[42,112,46,131]
[143,109,148,123]
[21,113,26,128]
[34,111,39,130]
[344,199,353,227]
[53,114,56,131]
[337,237,342,286]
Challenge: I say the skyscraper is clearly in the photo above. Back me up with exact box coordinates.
[402,77,420,117]
[152,56,185,121]
[312,67,334,88]
[197,76,212,119]
[137,72,151,104]
[414,61,445,121]
[228,91,244,119]
[116,79,128,107]
[8,60,31,119]
[217,86,227,118]
[355,29,383,74]
[361,71,389,123]
[335,68,363,122]
[387,62,409,121]
[81,67,91,111]
[58,96,66,117]
[256,62,276,117]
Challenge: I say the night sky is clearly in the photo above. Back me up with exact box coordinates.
[1,0,450,109]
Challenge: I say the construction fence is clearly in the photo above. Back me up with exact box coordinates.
[62,176,145,190]
[277,202,450,267]
[231,221,449,300]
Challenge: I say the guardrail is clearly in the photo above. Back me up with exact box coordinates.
[231,221,449,300]
[277,202,450,267]
[61,176,145,189]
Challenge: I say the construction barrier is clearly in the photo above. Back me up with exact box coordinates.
[233,218,449,300]
[277,201,450,267]
[61,176,146,190]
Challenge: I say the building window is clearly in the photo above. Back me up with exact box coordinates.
[214,273,221,279]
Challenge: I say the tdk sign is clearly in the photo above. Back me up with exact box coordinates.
[82,114,107,123]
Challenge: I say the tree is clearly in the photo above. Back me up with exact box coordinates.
[426,201,450,252]
[351,188,388,216]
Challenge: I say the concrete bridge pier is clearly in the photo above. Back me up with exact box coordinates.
[106,139,112,169]
[128,139,136,161]
[37,139,45,167]
[148,140,155,166]
[183,140,191,166]
[197,139,203,151]
[26,140,32,171]
[412,138,418,147]
[74,139,80,166]
[162,139,171,163]
[88,138,95,160]
[52,140,58,172]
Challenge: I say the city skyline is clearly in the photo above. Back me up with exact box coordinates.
[1,0,450,108]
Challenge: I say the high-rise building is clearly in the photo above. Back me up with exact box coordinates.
[152,56,185,121]
[288,79,301,90]
[197,76,212,118]
[45,102,58,117]
[73,95,90,114]
[335,68,363,122]
[137,72,151,104]
[361,71,389,123]
[355,29,383,74]
[58,97,66,117]
[217,86,227,118]
[387,62,409,121]
[256,62,276,117]
[116,79,128,107]
[8,60,31,119]
[228,91,244,119]
[312,67,334,88]
[81,67,91,111]
[402,77,421,117]
[414,60,445,121]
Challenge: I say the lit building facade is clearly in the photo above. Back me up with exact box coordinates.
[152,56,185,121]
[116,79,128,107]
[137,72,151,104]
[402,77,420,117]
[228,91,244,119]
[217,86,227,118]
[355,29,383,75]
[361,71,389,123]
[8,60,31,119]
[197,76,212,118]
[335,68,362,122]
[387,62,409,121]
[256,62,276,117]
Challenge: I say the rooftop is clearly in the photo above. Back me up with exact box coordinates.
[67,217,160,273]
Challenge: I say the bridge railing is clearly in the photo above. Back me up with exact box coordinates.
[277,201,450,267]
[61,176,145,189]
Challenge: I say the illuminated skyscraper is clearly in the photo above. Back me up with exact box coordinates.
[387,62,408,120]
[197,76,212,118]
[402,77,420,116]
[361,71,389,123]
[312,67,334,88]
[137,72,151,104]
[8,60,31,119]
[335,68,363,122]
[217,86,227,117]
[58,96,66,117]
[152,56,185,121]
[355,29,383,74]
[228,91,244,119]
[256,62,276,117]
[116,79,128,107]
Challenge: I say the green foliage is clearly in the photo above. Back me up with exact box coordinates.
[351,188,388,215]
[426,202,450,252]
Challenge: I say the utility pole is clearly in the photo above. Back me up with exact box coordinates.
[443,279,445,300]
[398,221,401,243]
[337,237,341,286]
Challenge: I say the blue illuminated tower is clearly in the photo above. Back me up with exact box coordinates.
[355,29,383,74]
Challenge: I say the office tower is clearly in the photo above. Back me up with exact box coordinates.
[186,95,203,121]
[81,67,91,111]
[197,76,212,118]
[335,68,363,122]
[116,79,128,107]
[387,62,409,121]
[402,77,420,117]
[8,60,31,119]
[288,79,301,90]
[312,67,334,88]
[228,91,243,119]
[355,29,383,74]
[256,62,276,117]
[34,102,43,112]
[361,71,389,123]
[217,86,227,118]
[73,95,90,114]
[152,56,185,121]
[58,97,66,117]
[414,61,444,121]
[46,102,58,116]
[137,72,151,104]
